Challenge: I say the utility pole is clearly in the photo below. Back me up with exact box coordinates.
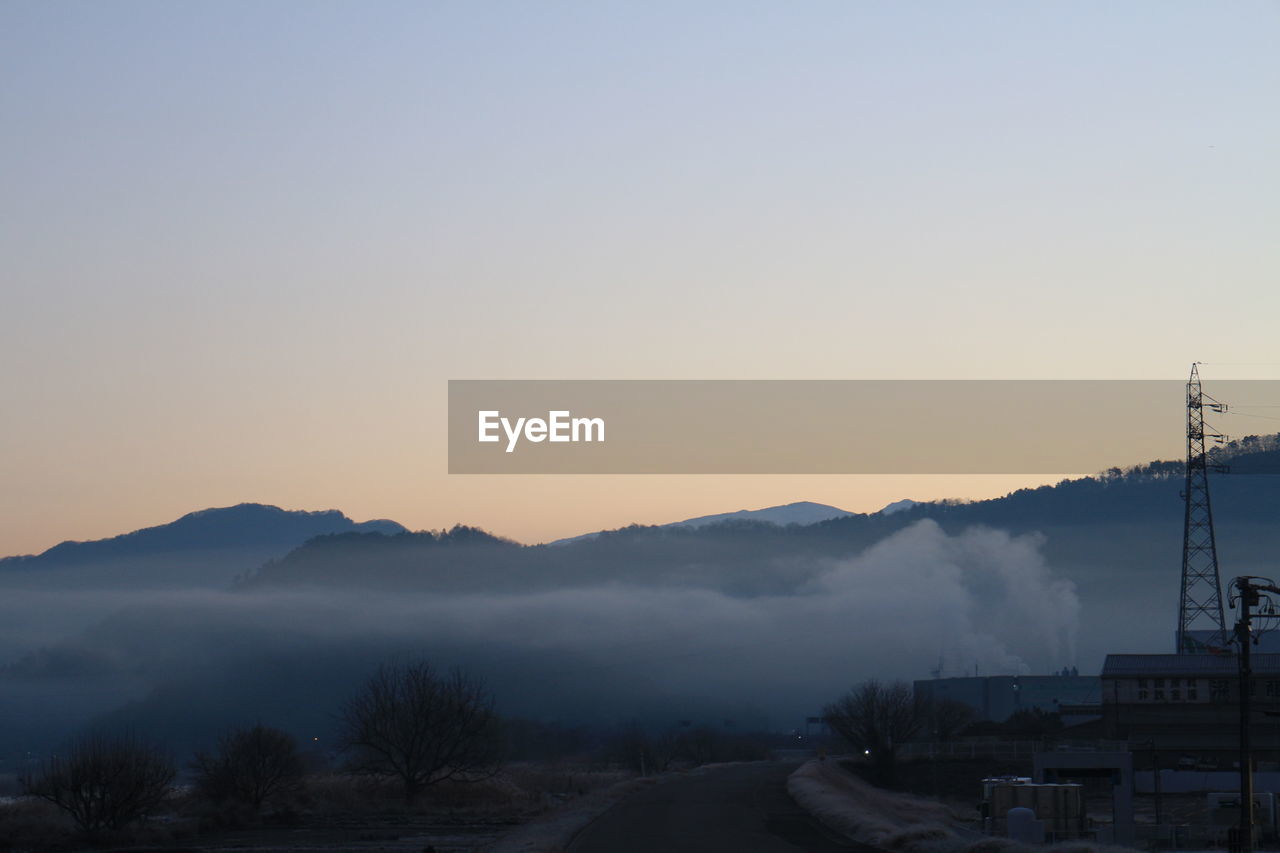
[1140,739,1163,829]
[1237,577,1256,853]
[1229,576,1280,853]
[1152,741,1163,828]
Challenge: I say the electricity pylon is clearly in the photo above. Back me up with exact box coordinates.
[1176,363,1229,654]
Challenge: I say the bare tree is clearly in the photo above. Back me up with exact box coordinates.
[678,726,719,767]
[1003,707,1063,736]
[24,732,175,833]
[823,679,921,784]
[925,698,976,743]
[192,724,304,810]
[611,724,676,775]
[337,661,501,801]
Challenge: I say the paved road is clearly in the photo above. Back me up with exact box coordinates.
[567,761,874,853]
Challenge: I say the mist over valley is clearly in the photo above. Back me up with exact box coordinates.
[3,437,1278,760]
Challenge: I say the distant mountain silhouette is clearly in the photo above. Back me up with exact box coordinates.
[0,503,405,588]
[549,500,853,545]
[877,498,919,515]
[240,434,1280,662]
[242,525,517,588]
[672,500,854,528]
[8,435,1280,656]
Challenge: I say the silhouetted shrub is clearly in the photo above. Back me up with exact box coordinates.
[825,680,922,785]
[24,732,174,833]
[337,661,502,802]
[192,723,304,810]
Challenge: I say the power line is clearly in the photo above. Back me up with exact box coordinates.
[1224,411,1280,423]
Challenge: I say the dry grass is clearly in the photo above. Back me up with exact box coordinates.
[0,795,196,852]
[789,758,958,846]
[0,798,73,851]
[788,759,1137,853]
[0,764,656,852]
[295,763,631,820]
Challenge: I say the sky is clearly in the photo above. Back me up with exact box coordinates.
[2,1,1278,556]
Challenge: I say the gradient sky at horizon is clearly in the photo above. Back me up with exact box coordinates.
[2,1,1278,555]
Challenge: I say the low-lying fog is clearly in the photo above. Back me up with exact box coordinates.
[0,520,1080,756]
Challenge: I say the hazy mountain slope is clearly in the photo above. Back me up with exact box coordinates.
[549,500,854,545]
[0,503,406,589]
[668,500,852,529]
[240,439,1280,665]
[242,525,519,589]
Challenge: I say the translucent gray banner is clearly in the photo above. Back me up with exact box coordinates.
[447,380,1279,474]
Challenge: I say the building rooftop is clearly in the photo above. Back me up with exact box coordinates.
[1102,653,1280,677]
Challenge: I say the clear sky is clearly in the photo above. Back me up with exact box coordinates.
[2,1,1277,555]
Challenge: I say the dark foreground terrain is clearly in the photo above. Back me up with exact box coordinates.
[568,761,868,853]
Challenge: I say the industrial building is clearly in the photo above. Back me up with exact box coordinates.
[1100,653,1280,762]
[914,672,1101,723]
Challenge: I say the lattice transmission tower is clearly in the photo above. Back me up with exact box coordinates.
[1176,363,1229,654]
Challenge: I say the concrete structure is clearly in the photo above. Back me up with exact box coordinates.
[914,673,1101,723]
[1034,750,1134,846]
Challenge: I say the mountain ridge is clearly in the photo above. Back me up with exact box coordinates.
[0,503,406,581]
[238,433,1280,601]
[548,499,856,546]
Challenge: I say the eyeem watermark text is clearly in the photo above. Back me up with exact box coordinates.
[478,410,606,453]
